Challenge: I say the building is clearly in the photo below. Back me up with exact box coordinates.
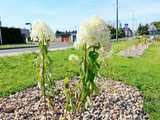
[0,18,30,44]
[123,24,133,37]
[0,27,29,44]
[0,17,2,44]
[0,17,30,45]
[56,30,77,43]
[20,28,30,42]
[148,22,160,35]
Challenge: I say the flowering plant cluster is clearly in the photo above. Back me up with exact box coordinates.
[31,20,55,45]
[32,20,56,108]
[75,16,110,47]
[66,16,111,112]
[31,17,111,118]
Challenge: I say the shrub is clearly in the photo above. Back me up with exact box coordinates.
[64,16,111,114]
[31,20,56,108]
[137,36,148,44]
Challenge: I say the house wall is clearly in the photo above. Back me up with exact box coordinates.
[56,36,62,42]
[124,28,132,37]
[20,29,30,43]
[62,35,70,42]
[55,31,77,43]
[71,33,76,42]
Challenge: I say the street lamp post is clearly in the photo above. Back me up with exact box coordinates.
[25,22,32,31]
[116,0,119,41]
[25,22,32,43]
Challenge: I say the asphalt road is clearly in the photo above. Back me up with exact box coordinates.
[0,37,136,57]
[0,43,73,57]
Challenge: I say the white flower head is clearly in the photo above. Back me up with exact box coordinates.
[31,20,55,44]
[68,54,79,63]
[99,40,112,59]
[75,16,110,48]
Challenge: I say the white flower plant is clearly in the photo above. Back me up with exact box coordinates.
[31,20,56,106]
[64,16,111,113]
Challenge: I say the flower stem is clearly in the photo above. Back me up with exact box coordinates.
[84,43,87,74]
[42,38,47,119]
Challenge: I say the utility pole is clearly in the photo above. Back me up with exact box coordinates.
[116,0,119,41]
[131,11,135,38]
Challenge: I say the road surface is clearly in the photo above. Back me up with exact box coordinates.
[0,43,73,57]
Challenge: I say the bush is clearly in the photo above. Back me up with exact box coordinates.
[63,16,111,116]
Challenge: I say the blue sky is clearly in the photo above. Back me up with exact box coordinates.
[0,0,160,30]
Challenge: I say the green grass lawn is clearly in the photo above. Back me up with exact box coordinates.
[0,43,36,49]
[111,39,139,54]
[101,42,160,120]
[0,48,79,97]
[0,39,160,119]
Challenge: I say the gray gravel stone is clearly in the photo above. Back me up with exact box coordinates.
[0,78,149,120]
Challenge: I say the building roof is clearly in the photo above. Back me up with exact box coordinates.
[148,24,157,32]
[151,21,160,30]
[56,30,77,37]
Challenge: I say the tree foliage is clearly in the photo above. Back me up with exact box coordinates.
[108,25,125,39]
[137,24,149,35]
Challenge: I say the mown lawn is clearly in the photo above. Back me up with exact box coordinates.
[0,39,160,120]
[103,42,160,120]
[0,48,79,97]
[0,44,36,49]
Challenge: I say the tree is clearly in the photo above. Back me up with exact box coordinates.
[137,24,149,35]
[108,25,125,39]
[118,25,125,38]
[108,25,116,39]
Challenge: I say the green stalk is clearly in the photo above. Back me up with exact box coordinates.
[42,38,45,97]
[84,43,87,75]
[41,37,47,119]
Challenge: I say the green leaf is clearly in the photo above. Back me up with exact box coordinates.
[89,51,99,62]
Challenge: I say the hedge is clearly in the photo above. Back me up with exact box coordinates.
[0,27,25,44]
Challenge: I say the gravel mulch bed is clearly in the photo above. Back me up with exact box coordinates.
[118,43,151,57]
[0,78,149,120]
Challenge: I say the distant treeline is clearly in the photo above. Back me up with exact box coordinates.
[108,25,126,39]
[0,27,25,44]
